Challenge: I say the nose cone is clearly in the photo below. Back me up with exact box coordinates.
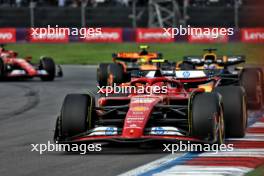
[122,97,160,138]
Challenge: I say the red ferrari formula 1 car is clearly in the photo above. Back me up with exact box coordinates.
[0,45,62,81]
[54,71,247,144]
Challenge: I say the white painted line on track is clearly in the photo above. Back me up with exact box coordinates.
[199,149,264,157]
[119,115,264,176]
[227,131,264,141]
[227,138,264,141]
[251,122,264,128]
[153,166,252,176]
[245,133,264,137]
[118,153,186,176]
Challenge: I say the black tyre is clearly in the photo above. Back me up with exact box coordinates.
[180,62,195,70]
[107,63,124,86]
[241,68,263,109]
[40,57,56,81]
[215,86,247,138]
[0,57,5,77]
[59,94,95,139]
[192,93,224,144]
[97,63,109,87]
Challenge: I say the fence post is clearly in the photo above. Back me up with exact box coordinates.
[29,2,36,27]
[131,0,137,28]
[234,0,241,28]
[81,2,86,27]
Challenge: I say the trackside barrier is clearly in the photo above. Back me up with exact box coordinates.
[0,28,264,43]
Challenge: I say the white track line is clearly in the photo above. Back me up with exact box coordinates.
[153,166,252,176]
[245,133,264,137]
[227,132,264,141]
[199,148,264,157]
[119,115,264,176]
[118,153,186,176]
[251,122,264,128]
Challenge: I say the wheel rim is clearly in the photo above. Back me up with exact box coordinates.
[219,109,225,144]
[107,73,114,86]
[215,108,225,144]
[242,95,247,130]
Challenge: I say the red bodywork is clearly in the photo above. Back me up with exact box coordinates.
[3,57,38,77]
[67,76,221,143]
[0,48,46,78]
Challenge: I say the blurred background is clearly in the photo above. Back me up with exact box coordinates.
[0,0,263,27]
[0,0,263,64]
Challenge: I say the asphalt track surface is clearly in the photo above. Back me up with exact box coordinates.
[0,65,166,176]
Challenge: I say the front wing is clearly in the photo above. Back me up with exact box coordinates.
[55,128,215,144]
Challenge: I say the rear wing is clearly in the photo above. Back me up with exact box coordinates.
[218,56,245,66]
[112,52,162,62]
[183,56,203,66]
[183,55,245,66]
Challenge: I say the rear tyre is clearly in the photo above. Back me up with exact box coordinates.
[97,63,109,87]
[0,57,5,78]
[192,93,224,144]
[58,94,95,140]
[107,63,124,86]
[215,86,247,138]
[180,62,195,70]
[241,68,263,110]
[40,57,56,81]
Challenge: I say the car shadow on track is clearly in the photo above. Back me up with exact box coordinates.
[52,142,175,156]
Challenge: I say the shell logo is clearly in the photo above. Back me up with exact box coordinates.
[131,106,149,111]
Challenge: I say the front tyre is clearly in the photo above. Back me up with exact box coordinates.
[215,86,247,138]
[0,57,6,78]
[40,57,56,81]
[55,94,95,141]
[97,63,110,87]
[192,92,224,144]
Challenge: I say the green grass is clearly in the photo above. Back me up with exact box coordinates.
[5,43,264,65]
[246,166,264,176]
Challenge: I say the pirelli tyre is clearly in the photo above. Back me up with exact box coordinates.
[215,86,247,138]
[0,57,5,78]
[241,68,263,110]
[191,92,225,144]
[107,63,124,86]
[40,57,56,81]
[97,63,110,87]
[55,94,95,140]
